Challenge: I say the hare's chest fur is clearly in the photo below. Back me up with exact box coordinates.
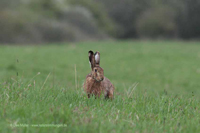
[84,76,106,97]
[91,81,104,96]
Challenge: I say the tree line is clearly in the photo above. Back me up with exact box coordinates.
[0,0,200,43]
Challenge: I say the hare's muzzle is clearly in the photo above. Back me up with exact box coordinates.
[95,77,104,82]
[100,77,104,81]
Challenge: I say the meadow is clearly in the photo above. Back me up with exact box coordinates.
[0,41,200,132]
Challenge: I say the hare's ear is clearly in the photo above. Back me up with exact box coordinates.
[94,51,100,67]
[88,50,95,70]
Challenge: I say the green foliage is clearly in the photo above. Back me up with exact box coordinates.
[136,7,177,38]
[99,0,200,39]
[0,0,21,10]
[99,0,150,38]
[0,0,109,43]
[1,0,200,43]
[176,0,200,39]
[0,10,28,43]
[68,0,116,36]
[0,42,200,132]
[28,0,67,18]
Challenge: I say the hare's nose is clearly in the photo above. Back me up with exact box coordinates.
[101,77,104,81]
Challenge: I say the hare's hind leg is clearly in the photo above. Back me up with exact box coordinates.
[104,90,114,100]
[108,91,114,99]
[84,77,93,99]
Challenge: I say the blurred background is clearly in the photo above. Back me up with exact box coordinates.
[1,0,200,44]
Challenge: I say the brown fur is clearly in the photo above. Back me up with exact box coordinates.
[83,51,114,99]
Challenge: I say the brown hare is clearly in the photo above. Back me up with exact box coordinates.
[83,50,114,99]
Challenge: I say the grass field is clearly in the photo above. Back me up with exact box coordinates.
[0,41,200,132]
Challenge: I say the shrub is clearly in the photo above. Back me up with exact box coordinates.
[136,7,177,39]
[0,2,108,43]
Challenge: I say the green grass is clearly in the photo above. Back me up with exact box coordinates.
[0,41,200,132]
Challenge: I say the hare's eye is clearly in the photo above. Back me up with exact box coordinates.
[95,69,97,72]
